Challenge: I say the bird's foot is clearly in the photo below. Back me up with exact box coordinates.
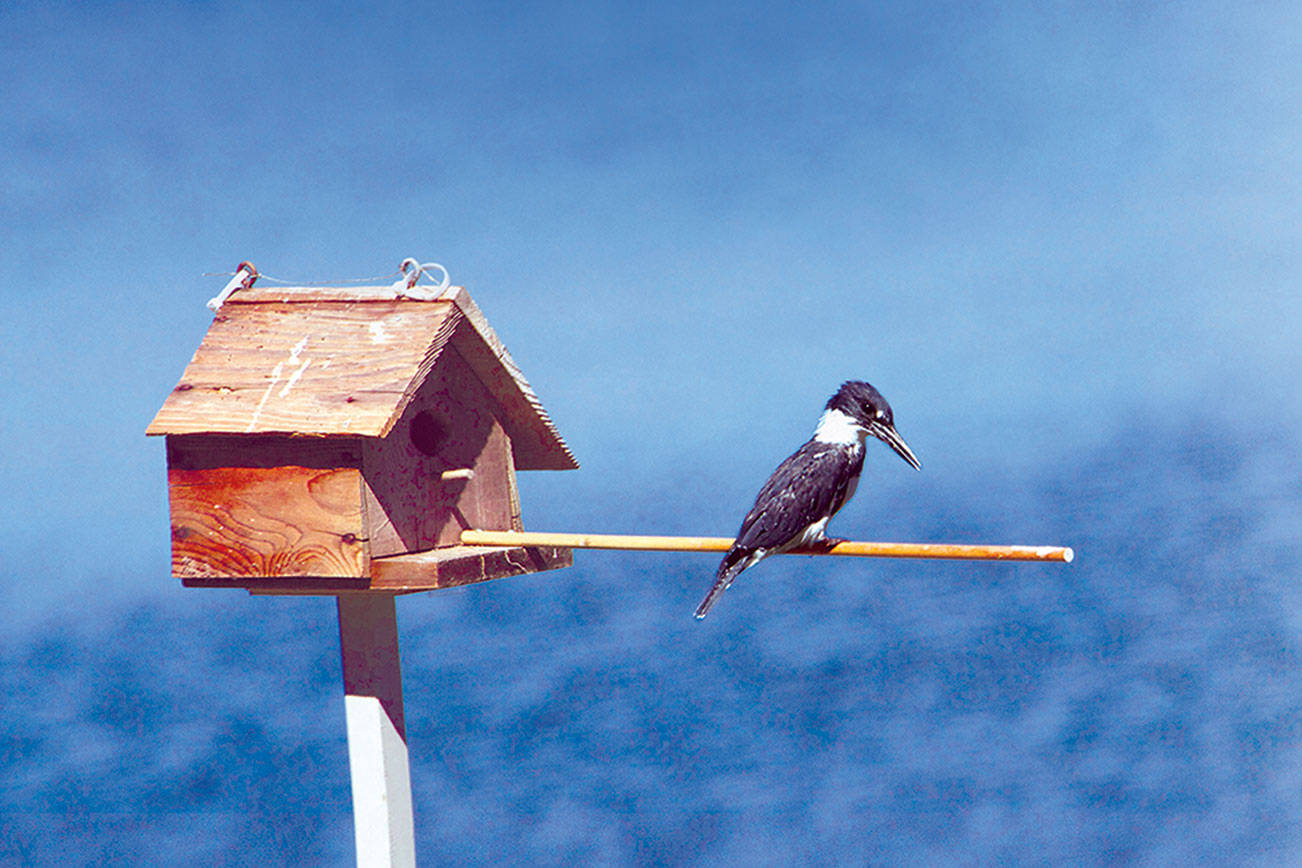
[809,536,848,554]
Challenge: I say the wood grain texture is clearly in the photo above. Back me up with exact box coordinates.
[369,544,572,591]
[168,463,370,578]
[147,300,456,437]
[178,545,572,594]
[445,288,578,471]
[147,286,578,474]
[226,286,418,303]
[460,530,1076,562]
[504,437,525,532]
[361,344,519,555]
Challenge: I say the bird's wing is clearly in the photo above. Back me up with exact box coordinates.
[733,440,864,551]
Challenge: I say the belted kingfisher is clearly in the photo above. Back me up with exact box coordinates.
[694,380,921,620]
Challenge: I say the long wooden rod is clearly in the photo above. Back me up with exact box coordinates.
[461,530,1073,563]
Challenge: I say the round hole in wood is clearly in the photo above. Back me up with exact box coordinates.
[409,409,450,456]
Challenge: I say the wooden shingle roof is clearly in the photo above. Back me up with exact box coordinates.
[146,285,577,471]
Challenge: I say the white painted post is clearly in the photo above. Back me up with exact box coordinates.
[337,595,416,867]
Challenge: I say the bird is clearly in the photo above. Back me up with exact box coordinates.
[694,380,921,620]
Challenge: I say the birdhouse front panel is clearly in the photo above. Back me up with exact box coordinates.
[166,435,369,578]
[362,340,523,557]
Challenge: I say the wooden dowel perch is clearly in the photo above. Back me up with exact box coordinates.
[461,530,1074,563]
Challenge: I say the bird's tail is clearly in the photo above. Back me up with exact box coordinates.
[694,548,754,620]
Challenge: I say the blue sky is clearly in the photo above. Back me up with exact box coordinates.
[2,1,1298,619]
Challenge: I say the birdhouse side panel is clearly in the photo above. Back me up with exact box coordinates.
[362,344,522,557]
[166,435,369,578]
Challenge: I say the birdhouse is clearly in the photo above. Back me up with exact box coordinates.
[146,282,577,594]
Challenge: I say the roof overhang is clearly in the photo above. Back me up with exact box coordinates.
[146,285,577,471]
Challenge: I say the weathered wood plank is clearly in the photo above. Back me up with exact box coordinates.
[228,286,421,303]
[147,286,577,473]
[375,303,461,440]
[179,545,572,594]
[147,301,456,437]
[504,438,525,532]
[361,344,519,556]
[167,460,369,578]
[369,545,572,591]
[182,576,374,593]
[445,289,578,471]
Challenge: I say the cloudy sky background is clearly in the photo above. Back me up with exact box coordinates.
[4,3,1299,620]
[2,2,1300,860]
[5,3,1296,611]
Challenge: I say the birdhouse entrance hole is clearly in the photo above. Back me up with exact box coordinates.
[409,410,450,456]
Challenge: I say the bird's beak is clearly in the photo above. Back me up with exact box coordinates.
[873,422,921,470]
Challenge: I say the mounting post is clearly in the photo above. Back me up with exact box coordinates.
[338,595,416,867]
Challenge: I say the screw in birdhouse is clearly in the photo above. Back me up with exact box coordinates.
[341,533,358,545]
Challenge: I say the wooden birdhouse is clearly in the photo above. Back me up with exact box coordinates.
[146,282,577,594]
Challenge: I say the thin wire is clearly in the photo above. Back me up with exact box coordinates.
[201,269,404,286]
[197,257,453,295]
[394,260,451,299]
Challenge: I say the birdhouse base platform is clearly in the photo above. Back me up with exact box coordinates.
[178,544,572,596]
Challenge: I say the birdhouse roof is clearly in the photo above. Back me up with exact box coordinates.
[146,285,577,471]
